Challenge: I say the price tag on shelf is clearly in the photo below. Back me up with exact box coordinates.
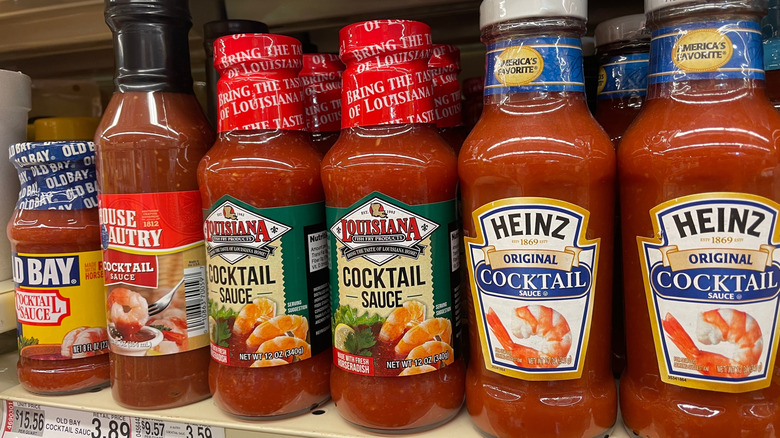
[1,401,224,438]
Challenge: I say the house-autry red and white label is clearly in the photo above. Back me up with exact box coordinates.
[214,33,305,133]
[340,20,436,127]
[330,196,438,266]
[204,199,291,264]
[98,191,209,356]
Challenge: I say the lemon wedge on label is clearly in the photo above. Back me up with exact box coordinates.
[334,323,355,351]
[208,316,217,342]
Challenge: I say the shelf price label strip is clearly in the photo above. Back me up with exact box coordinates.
[1,401,224,438]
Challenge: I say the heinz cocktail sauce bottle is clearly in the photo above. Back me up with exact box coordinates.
[619,0,780,436]
[459,0,617,436]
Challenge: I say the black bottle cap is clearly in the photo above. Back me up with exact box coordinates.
[105,0,194,93]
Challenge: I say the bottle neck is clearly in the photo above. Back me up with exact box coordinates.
[341,56,435,128]
[301,74,342,133]
[430,67,462,128]
[217,73,305,133]
[108,15,194,93]
[480,17,587,104]
[596,42,649,103]
[645,5,766,99]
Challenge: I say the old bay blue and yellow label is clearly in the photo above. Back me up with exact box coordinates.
[597,53,649,99]
[13,250,108,359]
[465,198,598,380]
[485,37,584,94]
[639,193,780,393]
[649,20,763,84]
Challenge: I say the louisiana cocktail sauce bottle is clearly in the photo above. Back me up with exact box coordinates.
[619,0,780,435]
[95,0,214,409]
[459,0,617,436]
[198,33,330,419]
[594,14,649,146]
[430,44,467,153]
[300,53,345,155]
[322,20,465,432]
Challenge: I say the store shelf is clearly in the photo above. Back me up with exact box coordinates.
[0,280,15,334]
[0,350,633,438]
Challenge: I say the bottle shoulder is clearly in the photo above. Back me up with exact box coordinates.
[323,125,457,170]
[461,99,615,165]
[96,91,214,150]
[202,130,322,172]
[620,91,780,160]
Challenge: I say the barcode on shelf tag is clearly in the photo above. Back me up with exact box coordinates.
[1,401,224,438]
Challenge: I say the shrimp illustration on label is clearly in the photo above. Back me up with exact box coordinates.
[486,306,572,368]
[662,309,763,378]
[107,287,149,339]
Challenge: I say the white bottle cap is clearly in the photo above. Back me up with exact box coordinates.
[644,0,696,14]
[480,0,588,29]
[594,14,648,47]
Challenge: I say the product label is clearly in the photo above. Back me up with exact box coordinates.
[301,54,342,133]
[597,53,649,99]
[216,35,305,133]
[328,193,460,377]
[465,198,599,380]
[204,196,329,367]
[431,70,462,128]
[9,142,97,211]
[341,21,435,128]
[98,191,208,356]
[649,20,764,84]
[485,37,584,94]
[12,250,108,361]
[640,193,780,393]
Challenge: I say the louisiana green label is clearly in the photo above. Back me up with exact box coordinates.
[204,196,329,367]
[327,193,460,377]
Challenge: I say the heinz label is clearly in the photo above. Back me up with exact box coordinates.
[98,191,209,356]
[204,196,329,367]
[639,193,780,393]
[13,250,109,360]
[465,198,599,380]
[327,193,461,377]
[649,20,763,84]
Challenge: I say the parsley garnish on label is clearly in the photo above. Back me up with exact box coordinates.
[213,321,232,347]
[332,305,385,327]
[208,299,239,347]
[18,336,38,349]
[344,327,377,357]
